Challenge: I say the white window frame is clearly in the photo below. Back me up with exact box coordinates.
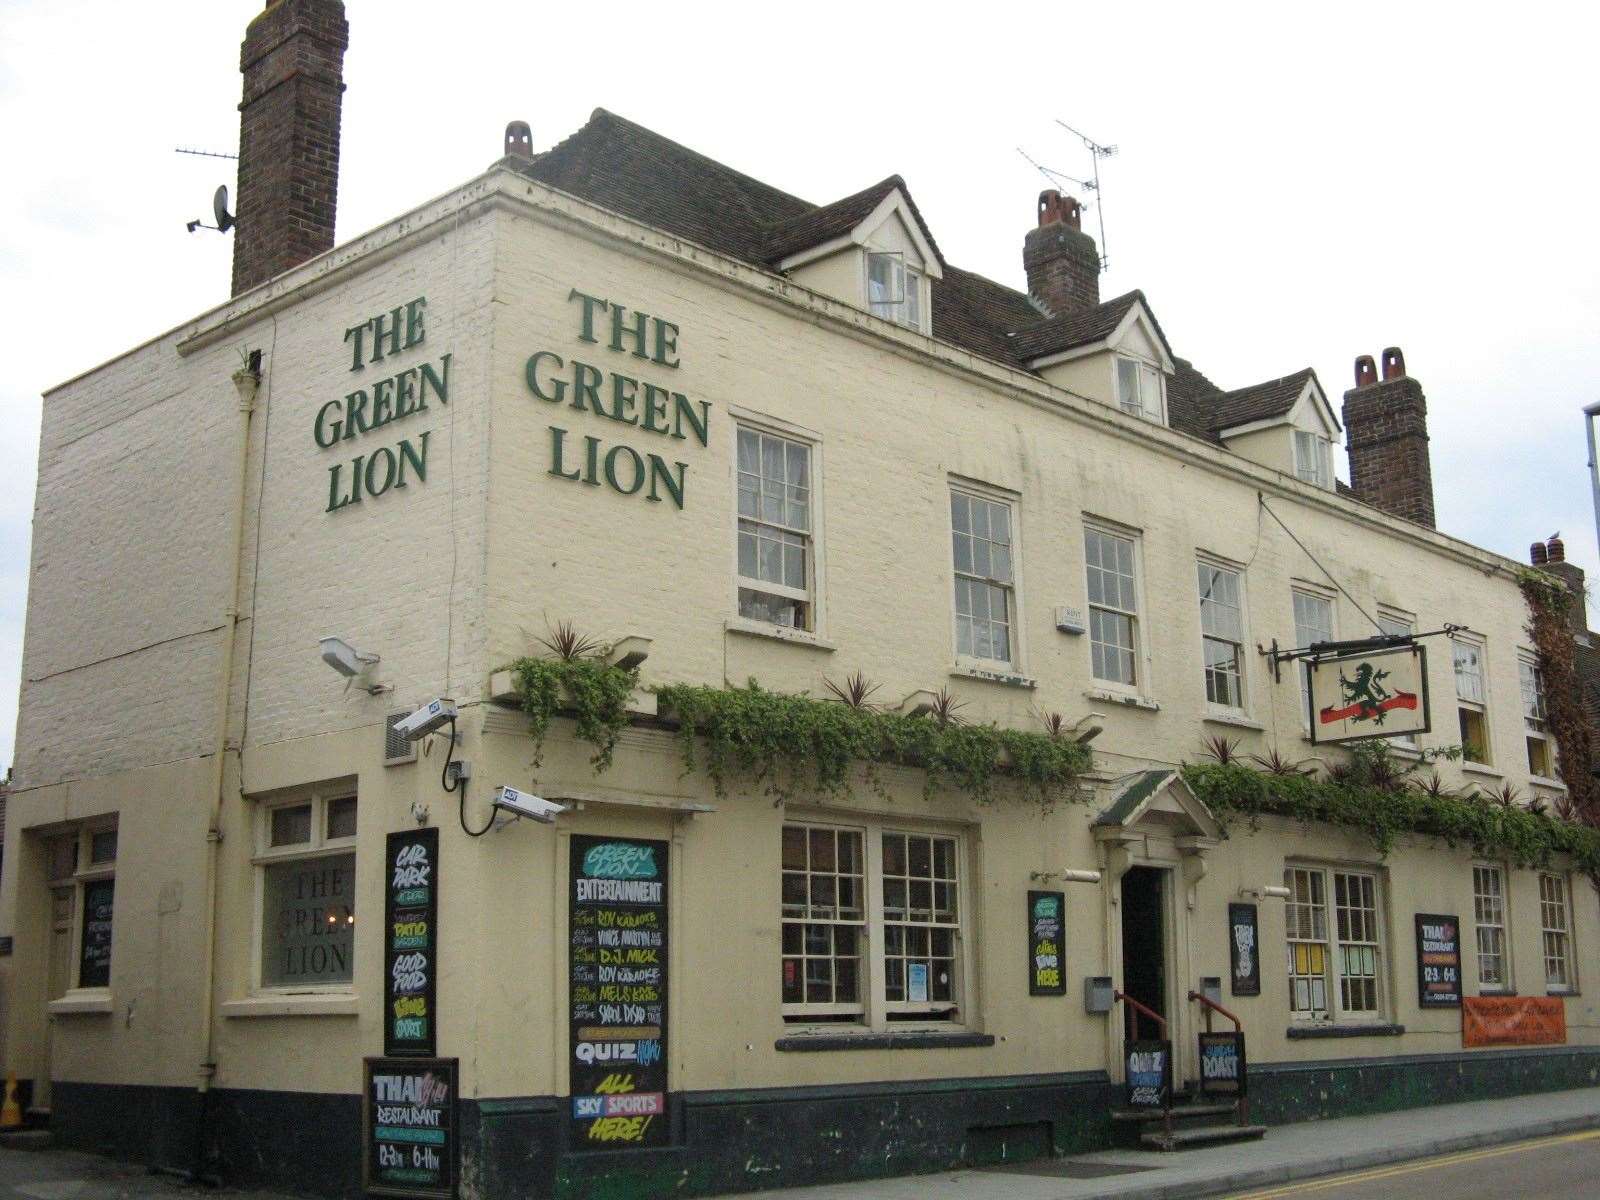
[1472,863,1512,994]
[251,787,358,995]
[1284,863,1387,1023]
[45,819,118,998]
[1294,429,1333,490]
[1377,610,1419,749]
[1115,355,1167,424]
[1454,636,1491,765]
[1085,519,1147,695]
[865,250,925,332]
[1539,872,1576,994]
[730,413,825,636]
[781,816,973,1033]
[1520,653,1553,779]
[1196,556,1248,714]
[1292,585,1335,733]
[950,482,1022,669]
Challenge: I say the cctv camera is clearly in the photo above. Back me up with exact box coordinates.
[395,698,458,742]
[493,786,566,824]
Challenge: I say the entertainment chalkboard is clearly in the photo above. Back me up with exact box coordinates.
[569,835,669,1149]
[363,1057,458,1199]
[1415,913,1462,1008]
[1027,890,1066,995]
[79,878,114,988]
[384,828,439,1056]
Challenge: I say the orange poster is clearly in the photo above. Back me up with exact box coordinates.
[1461,996,1566,1047]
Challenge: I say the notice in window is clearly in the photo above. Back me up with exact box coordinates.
[569,836,669,1149]
[262,853,355,986]
[1414,913,1463,1008]
[385,828,438,1056]
[78,878,114,988]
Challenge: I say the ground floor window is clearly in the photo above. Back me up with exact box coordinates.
[45,820,117,995]
[255,789,357,989]
[1540,872,1574,993]
[1473,864,1510,991]
[781,819,967,1027]
[1285,864,1384,1021]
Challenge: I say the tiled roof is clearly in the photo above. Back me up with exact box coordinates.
[1008,290,1147,362]
[1207,368,1319,434]
[761,175,946,271]
[1167,357,1228,442]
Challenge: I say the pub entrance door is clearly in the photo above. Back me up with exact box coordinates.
[1119,866,1169,1032]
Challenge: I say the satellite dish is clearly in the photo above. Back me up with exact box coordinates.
[213,185,234,233]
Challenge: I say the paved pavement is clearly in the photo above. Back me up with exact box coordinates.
[3,1086,1599,1199]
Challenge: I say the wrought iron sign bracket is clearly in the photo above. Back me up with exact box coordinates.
[1257,624,1466,685]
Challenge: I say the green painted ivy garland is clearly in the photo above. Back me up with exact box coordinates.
[1183,762,1600,876]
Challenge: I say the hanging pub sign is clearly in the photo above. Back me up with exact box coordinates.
[1414,913,1463,1008]
[385,828,439,1056]
[1027,890,1066,996]
[1308,644,1430,744]
[1125,1040,1173,1109]
[363,1057,458,1200]
[569,835,670,1149]
[1228,903,1260,997]
[1197,1031,1247,1097]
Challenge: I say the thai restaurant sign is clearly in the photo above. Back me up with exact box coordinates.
[1308,644,1430,744]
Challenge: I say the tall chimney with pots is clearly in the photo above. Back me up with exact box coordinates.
[232,0,350,296]
[1341,346,1436,528]
[1023,190,1100,317]
[1537,537,1590,638]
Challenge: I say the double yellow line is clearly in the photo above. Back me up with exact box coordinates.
[1225,1128,1600,1198]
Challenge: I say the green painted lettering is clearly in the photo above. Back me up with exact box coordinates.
[640,384,670,434]
[364,446,398,497]
[343,390,370,440]
[313,399,345,448]
[571,360,603,414]
[610,305,649,359]
[525,351,567,403]
[610,373,639,424]
[370,377,396,429]
[647,455,686,507]
[398,432,429,486]
[568,288,608,344]
[371,307,403,362]
[653,320,680,368]
[343,320,370,371]
[326,462,356,511]
[548,426,582,481]
[583,434,602,485]
[404,297,427,349]
[671,393,710,446]
[604,444,645,495]
[393,368,419,419]
[419,354,451,408]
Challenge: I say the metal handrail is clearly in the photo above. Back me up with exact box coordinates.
[1186,990,1242,1035]
[1113,990,1168,1043]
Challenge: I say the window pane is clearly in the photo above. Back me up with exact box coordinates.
[270,804,312,848]
[89,828,118,865]
[260,852,356,987]
[326,796,357,841]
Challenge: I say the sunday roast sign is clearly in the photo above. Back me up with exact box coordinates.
[1309,645,1430,744]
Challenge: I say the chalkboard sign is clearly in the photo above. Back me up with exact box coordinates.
[1027,890,1066,995]
[1197,1030,1247,1097]
[385,828,439,1057]
[569,836,669,1149]
[1125,1039,1172,1110]
[1415,913,1462,1008]
[363,1057,457,1199]
[79,878,114,988]
[1228,903,1260,996]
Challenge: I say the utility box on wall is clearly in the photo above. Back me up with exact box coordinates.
[1085,976,1114,1014]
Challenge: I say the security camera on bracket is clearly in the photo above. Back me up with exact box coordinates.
[395,698,458,742]
[493,786,567,825]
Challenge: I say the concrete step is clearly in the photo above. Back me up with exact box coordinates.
[1141,1124,1268,1151]
[0,1129,54,1151]
[1111,1101,1236,1123]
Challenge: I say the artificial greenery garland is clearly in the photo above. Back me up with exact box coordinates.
[1516,567,1597,824]
[1182,761,1600,876]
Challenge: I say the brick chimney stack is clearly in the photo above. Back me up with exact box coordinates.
[1536,537,1589,638]
[1341,347,1436,529]
[1023,190,1100,317]
[232,0,349,296]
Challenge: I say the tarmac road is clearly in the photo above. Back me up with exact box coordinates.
[1221,1128,1600,1200]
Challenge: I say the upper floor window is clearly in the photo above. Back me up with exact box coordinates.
[1197,561,1245,710]
[1292,588,1334,726]
[1116,357,1165,423]
[1454,637,1490,764]
[867,252,922,330]
[1086,525,1141,687]
[950,488,1016,665]
[737,427,814,629]
[1520,655,1552,777]
[1294,430,1333,489]
[1377,612,1418,748]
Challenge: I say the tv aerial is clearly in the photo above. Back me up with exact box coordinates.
[187,184,235,235]
[1017,120,1118,272]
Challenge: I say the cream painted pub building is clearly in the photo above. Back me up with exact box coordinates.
[2,4,1597,1196]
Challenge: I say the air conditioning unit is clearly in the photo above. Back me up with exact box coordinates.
[383,711,418,766]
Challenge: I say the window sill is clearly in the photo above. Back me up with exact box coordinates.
[220,994,360,1019]
[1460,762,1504,780]
[724,617,836,652]
[48,992,113,1016]
[1085,688,1158,712]
[1203,711,1264,732]
[776,1031,994,1052]
[950,663,1036,689]
[1546,990,1580,999]
[1286,1022,1405,1040]
[1529,775,1567,792]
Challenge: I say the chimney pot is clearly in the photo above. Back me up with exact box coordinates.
[1548,536,1566,563]
[1532,541,1549,565]
[505,120,533,160]
[1381,346,1406,381]
[1354,355,1377,388]
[1023,190,1098,318]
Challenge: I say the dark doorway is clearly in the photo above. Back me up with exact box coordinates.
[1120,867,1167,1034]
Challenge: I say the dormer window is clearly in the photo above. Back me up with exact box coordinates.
[867,252,922,330]
[1294,430,1333,489]
[1116,357,1165,423]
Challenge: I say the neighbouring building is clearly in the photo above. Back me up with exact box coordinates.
[2,3,1597,1196]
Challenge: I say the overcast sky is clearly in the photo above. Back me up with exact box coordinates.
[2,1,1597,773]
